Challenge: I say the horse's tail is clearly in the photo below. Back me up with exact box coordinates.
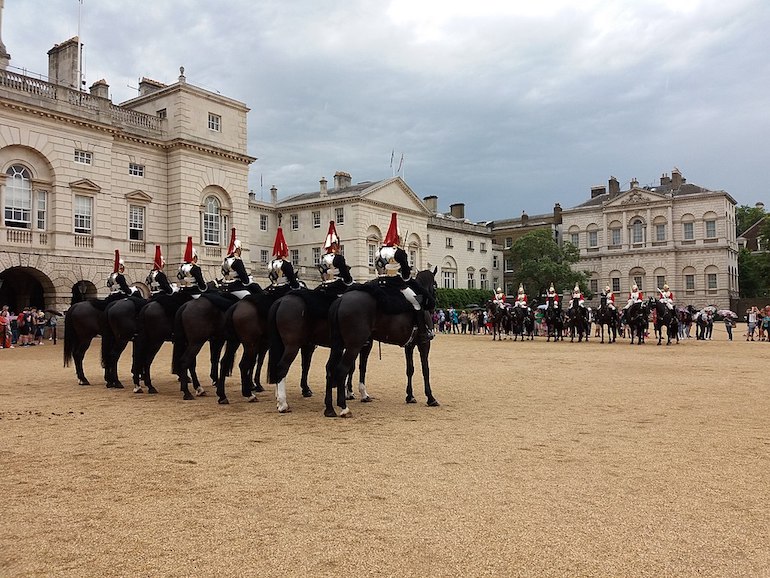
[218,305,239,378]
[171,306,187,376]
[63,307,75,367]
[267,300,284,384]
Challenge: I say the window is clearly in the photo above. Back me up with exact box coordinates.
[480,272,488,290]
[338,244,345,256]
[260,249,269,265]
[74,150,92,165]
[492,255,499,269]
[480,242,486,252]
[335,207,344,225]
[505,236,513,248]
[570,232,579,247]
[443,270,456,289]
[290,249,299,267]
[631,219,644,244]
[4,165,32,228]
[656,224,666,242]
[260,214,268,231]
[445,237,453,248]
[312,247,320,263]
[128,163,144,177]
[590,279,598,294]
[36,191,47,230]
[409,249,416,267]
[656,276,665,290]
[157,108,167,119]
[74,195,93,234]
[368,243,377,267]
[312,211,321,228]
[611,228,621,246]
[467,271,475,289]
[467,240,474,251]
[685,275,695,290]
[290,214,299,231]
[128,205,145,241]
[504,258,513,272]
[683,222,694,240]
[612,277,620,292]
[588,231,598,247]
[705,220,716,238]
[208,113,221,132]
[634,276,643,289]
[203,196,221,245]
[707,273,717,289]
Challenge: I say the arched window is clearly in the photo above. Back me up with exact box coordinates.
[4,165,32,229]
[202,196,221,245]
[630,218,646,244]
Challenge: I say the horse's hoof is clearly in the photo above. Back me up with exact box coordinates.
[147,386,158,394]
[277,403,291,413]
[302,389,313,398]
[79,380,91,386]
[183,393,194,401]
[195,388,206,397]
[346,393,355,400]
[218,397,229,405]
[361,396,373,403]
[324,408,337,418]
[133,386,143,394]
[248,394,258,403]
[427,399,441,407]
[340,407,352,418]
[406,396,417,404]
[253,384,265,393]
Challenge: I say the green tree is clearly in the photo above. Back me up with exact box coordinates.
[507,229,588,302]
[736,204,765,237]
[738,248,770,298]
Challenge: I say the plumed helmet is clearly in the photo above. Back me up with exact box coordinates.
[549,283,555,292]
[183,236,196,263]
[632,283,638,291]
[383,212,400,246]
[518,283,525,294]
[605,285,611,292]
[272,227,289,258]
[663,283,669,290]
[574,284,580,292]
[153,245,164,270]
[226,227,242,256]
[496,287,502,293]
[113,250,122,273]
[323,221,340,253]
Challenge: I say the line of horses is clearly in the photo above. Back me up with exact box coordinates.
[485,296,710,346]
[63,268,440,418]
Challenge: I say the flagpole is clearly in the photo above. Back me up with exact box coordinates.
[76,0,83,91]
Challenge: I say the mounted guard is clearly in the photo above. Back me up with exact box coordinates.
[493,286,507,308]
[374,212,434,341]
[601,285,616,311]
[148,245,175,296]
[658,283,675,311]
[624,283,643,311]
[571,283,586,310]
[107,250,136,297]
[221,227,261,296]
[318,220,353,290]
[267,227,301,289]
[546,283,560,308]
[177,236,208,293]
[514,284,528,309]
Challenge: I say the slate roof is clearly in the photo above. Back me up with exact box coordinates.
[574,182,710,209]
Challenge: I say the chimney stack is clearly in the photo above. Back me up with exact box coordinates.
[660,173,671,186]
[449,203,465,219]
[270,185,278,204]
[553,203,563,224]
[423,195,438,213]
[138,77,166,96]
[319,177,328,198]
[630,178,639,189]
[333,171,351,189]
[47,37,81,89]
[672,168,682,188]
[608,176,620,195]
[521,211,529,225]
[89,79,109,99]
[590,186,607,199]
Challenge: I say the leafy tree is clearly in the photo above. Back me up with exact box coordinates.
[736,204,765,237]
[738,248,770,298]
[506,229,588,302]
[435,288,494,310]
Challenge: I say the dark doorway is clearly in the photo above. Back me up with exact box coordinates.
[0,266,53,312]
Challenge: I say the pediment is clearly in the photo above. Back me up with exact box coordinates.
[604,188,669,208]
[69,178,101,193]
[361,178,431,214]
[125,189,153,203]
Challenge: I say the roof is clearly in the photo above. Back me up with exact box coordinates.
[281,181,379,204]
[573,182,716,209]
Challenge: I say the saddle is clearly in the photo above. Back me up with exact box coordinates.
[243,283,293,317]
[357,279,416,315]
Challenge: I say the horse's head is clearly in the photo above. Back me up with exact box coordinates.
[414,268,437,310]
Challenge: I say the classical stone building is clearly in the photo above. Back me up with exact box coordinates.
[561,170,739,309]
[0,27,254,311]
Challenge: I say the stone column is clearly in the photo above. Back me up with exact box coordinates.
[0,0,11,69]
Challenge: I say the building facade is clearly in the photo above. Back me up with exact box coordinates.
[561,170,739,309]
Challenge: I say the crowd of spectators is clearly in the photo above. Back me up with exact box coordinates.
[0,305,58,349]
[433,307,490,335]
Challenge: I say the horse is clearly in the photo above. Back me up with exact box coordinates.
[626,299,650,345]
[510,305,534,341]
[101,295,147,389]
[653,299,679,345]
[324,268,439,418]
[486,300,511,341]
[544,297,564,342]
[63,298,106,386]
[267,286,374,413]
[566,298,588,342]
[594,295,618,344]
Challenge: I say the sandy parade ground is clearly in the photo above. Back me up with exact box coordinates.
[1,325,769,578]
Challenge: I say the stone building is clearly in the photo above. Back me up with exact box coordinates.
[560,170,739,309]
[0,23,254,311]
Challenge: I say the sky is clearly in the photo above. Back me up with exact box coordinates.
[4,0,768,222]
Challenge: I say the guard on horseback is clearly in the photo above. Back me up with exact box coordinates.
[624,283,643,311]
[494,287,506,308]
[107,250,136,297]
[546,283,560,308]
[571,284,586,310]
[374,212,434,341]
[221,227,261,295]
[177,236,208,292]
[268,227,301,289]
[514,284,528,309]
[658,283,675,310]
[318,221,353,289]
[148,245,175,296]
[601,285,616,311]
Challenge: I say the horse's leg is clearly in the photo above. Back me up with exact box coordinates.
[112,338,131,389]
[208,340,221,389]
[274,344,303,413]
[357,340,374,402]
[238,343,257,393]
[253,347,267,393]
[75,339,92,386]
[179,342,204,400]
[299,344,314,398]
[418,341,439,407]
[142,339,164,394]
[325,345,358,418]
[404,344,416,404]
[657,323,663,345]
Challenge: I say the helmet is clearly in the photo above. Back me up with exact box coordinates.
[605,285,611,293]
[632,283,638,291]
[153,245,164,270]
[496,287,502,293]
[323,221,340,253]
[383,212,401,247]
[226,227,242,256]
[272,227,289,258]
[663,283,669,290]
[518,283,525,294]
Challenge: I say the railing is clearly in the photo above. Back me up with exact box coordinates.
[204,246,222,258]
[74,234,93,248]
[129,241,146,253]
[6,228,32,244]
[0,68,162,132]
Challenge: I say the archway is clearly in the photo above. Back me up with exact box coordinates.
[0,267,55,312]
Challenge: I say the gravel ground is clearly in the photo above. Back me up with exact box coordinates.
[1,327,769,577]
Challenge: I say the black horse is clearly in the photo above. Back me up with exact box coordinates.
[267,286,373,413]
[63,299,106,386]
[324,268,439,418]
[566,298,588,342]
[544,297,564,342]
[486,300,511,341]
[510,305,534,341]
[626,299,650,345]
[653,299,679,345]
[594,295,618,344]
[101,295,147,389]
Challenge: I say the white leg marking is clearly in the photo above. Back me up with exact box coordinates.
[359,381,371,401]
[276,378,289,413]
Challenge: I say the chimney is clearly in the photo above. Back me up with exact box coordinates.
[553,203,563,225]
[47,37,81,89]
[89,79,109,99]
[449,203,465,219]
[660,173,671,186]
[521,211,529,225]
[608,176,620,195]
[672,168,682,188]
[270,185,278,205]
[630,178,639,189]
[319,177,328,198]
[590,186,607,199]
[423,195,438,213]
[333,171,351,189]
[139,77,166,96]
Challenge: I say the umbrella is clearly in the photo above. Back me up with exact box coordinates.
[717,310,737,319]
[702,305,717,313]
[537,304,548,310]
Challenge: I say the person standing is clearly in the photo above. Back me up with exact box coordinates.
[747,307,758,341]
[724,316,734,341]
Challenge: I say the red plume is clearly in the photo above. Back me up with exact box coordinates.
[323,221,340,253]
[183,237,194,263]
[226,228,237,256]
[113,250,121,273]
[272,227,289,258]
[153,245,163,270]
[383,212,400,246]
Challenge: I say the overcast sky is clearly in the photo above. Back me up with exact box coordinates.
[4,0,768,222]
